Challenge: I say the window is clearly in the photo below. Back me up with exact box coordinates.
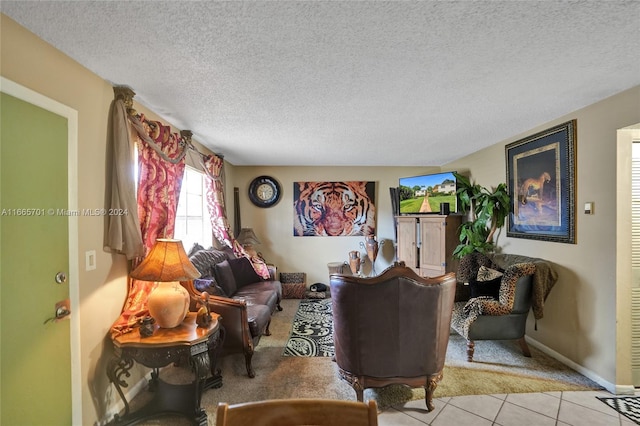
[174,166,213,251]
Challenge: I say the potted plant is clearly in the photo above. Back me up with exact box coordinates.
[452,172,510,258]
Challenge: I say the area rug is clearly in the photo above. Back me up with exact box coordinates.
[283,298,334,357]
[279,299,602,400]
[597,396,640,424]
[133,299,604,425]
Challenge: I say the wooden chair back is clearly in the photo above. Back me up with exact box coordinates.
[215,398,378,426]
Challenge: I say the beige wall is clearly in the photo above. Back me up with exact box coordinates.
[447,86,640,390]
[0,15,218,424]
[231,166,439,284]
[2,15,128,424]
[238,87,640,391]
[3,12,639,424]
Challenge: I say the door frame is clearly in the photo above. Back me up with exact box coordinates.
[616,124,640,393]
[1,77,81,423]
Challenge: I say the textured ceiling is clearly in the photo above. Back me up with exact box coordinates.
[2,1,639,166]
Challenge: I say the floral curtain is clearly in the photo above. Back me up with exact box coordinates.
[135,116,186,249]
[110,115,187,336]
[202,154,270,279]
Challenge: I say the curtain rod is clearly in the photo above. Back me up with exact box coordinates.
[113,85,223,160]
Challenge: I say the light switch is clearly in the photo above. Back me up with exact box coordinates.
[85,250,96,271]
[584,202,594,215]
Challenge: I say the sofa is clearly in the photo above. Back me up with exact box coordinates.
[182,244,283,378]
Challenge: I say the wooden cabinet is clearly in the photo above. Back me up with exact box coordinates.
[419,215,461,277]
[397,217,419,271]
[395,215,461,277]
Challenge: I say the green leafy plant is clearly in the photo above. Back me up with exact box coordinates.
[452,172,510,258]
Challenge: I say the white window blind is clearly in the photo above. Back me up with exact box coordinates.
[631,141,640,381]
[633,142,640,269]
[174,166,213,252]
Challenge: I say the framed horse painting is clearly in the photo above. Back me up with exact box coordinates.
[505,120,576,243]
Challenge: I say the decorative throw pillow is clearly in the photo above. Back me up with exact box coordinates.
[310,283,327,292]
[193,278,227,297]
[228,257,263,287]
[214,260,238,296]
[189,249,229,278]
[209,245,236,261]
[470,266,504,299]
[469,276,502,299]
[187,243,205,257]
[477,265,503,282]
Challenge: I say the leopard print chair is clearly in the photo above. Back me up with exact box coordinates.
[451,252,536,362]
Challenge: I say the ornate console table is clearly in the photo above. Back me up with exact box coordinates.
[108,312,224,425]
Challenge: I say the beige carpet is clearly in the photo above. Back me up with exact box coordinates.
[134,299,602,425]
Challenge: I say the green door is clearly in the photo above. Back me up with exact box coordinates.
[1,92,71,425]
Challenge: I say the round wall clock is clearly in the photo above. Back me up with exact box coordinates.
[248,175,281,208]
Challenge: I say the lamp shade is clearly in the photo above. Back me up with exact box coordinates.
[130,238,201,282]
[236,228,261,246]
[130,239,200,328]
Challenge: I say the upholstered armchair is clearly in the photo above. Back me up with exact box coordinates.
[450,252,541,362]
[330,262,456,412]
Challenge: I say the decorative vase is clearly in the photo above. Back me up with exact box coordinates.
[365,235,379,276]
[348,251,361,276]
[147,281,190,328]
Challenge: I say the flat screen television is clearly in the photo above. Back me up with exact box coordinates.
[398,171,457,214]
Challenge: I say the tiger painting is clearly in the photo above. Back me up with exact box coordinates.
[293,181,376,237]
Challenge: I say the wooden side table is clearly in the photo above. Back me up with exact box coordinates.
[107,312,224,425]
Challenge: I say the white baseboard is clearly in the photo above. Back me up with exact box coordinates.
[525,336,635,395]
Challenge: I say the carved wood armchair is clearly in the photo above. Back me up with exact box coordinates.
[330,262,457,412]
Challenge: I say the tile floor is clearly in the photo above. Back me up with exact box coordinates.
[377,390,637,426]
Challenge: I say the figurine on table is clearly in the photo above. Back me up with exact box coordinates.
[196,291,212,327]
[139,315,155,337]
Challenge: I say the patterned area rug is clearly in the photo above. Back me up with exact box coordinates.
[597,396,640,424]
[133,300,602,425]
[283,298,334,357]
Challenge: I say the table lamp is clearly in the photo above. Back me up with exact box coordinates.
[130,238,201,328]
[236,228,261,258]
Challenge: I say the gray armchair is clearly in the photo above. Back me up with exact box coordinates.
[330,262,456,411]
[450,252,537,362]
